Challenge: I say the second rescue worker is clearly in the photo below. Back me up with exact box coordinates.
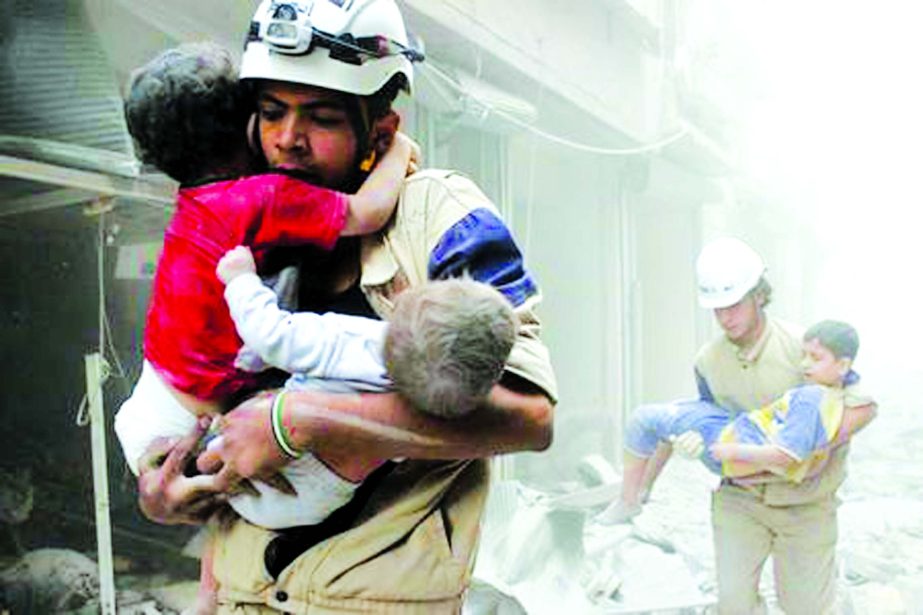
[694,238,876,614]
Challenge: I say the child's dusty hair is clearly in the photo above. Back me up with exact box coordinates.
[123,42,251,184]
[384,279,518,418]
[804,320,859,360]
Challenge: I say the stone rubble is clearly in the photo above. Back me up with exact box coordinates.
[469,384,923,615]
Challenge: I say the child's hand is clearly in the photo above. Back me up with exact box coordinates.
[709,442,733,461]
[217,246,256,284]
[393,132,422,175]
[670,431,705,459]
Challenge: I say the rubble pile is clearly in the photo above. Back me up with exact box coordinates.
[470,381,923,614]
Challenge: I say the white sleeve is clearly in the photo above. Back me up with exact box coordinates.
[113,360,198,476]
[224,273,390,385]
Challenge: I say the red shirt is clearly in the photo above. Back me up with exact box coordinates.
[144,174,348,401]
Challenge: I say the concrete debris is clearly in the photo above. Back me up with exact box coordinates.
[590,535,710,611]
[462,579,528,615]
[0,548,99,612]
[470,478,715,615]
[576,454,621,488]
[584,552,623,603]
[841,582,910,615]
[0,548,190,614]
[477,482,587,587]
[472,481,601,614]
[841,549,905,584]
[0,549,99,613]
[470,426,923,615]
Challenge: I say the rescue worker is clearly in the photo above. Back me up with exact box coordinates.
[692,237,875,614]
[126,1,557,613]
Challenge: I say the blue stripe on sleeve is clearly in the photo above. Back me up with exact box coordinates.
[428,208,537,307]
[696,369,715,402]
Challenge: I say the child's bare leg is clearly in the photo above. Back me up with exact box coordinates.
[183,528,218,615]
[620,450,651,506]
[639,441,673,503]
[595,451,649,525]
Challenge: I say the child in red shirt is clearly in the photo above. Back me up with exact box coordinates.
[124,42,417,419]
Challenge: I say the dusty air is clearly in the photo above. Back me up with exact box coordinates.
[0,1,920,613]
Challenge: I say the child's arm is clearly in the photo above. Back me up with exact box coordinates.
[710,441,797,477]
[216,246,390,386]
[341,132,420,236]
[829,402,877,448]
[716,385,822,479]
[244,134,418,250]
[743,402,878,484]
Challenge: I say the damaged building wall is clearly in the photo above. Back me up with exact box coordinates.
[402,0,669,142]
[0,214,193,564]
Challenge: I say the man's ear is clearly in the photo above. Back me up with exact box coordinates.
[369,110,400,157]
[837,357,853,378]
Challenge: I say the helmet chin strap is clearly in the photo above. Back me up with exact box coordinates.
[247,112,269,169]
[358,149,377,172]
[346,95,376,176]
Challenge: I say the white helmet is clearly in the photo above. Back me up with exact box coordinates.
[240,0,422,96]
[695,237,766,309]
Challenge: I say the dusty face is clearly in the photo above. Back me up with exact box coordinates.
[714,293,764,348]
[256,80,360,189]
[802,338,849,386]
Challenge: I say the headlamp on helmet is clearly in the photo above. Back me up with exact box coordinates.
[247,0,423,64]
[257,2,314,55]
[242,0,420,96]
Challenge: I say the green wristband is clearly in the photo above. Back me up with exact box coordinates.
[271,392,302,459]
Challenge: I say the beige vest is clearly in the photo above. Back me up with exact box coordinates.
[212,170,557,612]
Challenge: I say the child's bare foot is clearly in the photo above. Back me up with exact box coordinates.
[595,500,642,525]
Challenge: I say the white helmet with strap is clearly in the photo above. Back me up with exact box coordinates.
[240,0,422,95]
[695,237,766,309]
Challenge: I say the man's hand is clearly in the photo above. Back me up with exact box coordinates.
[670,430,705,459]
[137,417,228,525]
[197,391,291,484]
[709,442,735,462]
[216,245,256,285]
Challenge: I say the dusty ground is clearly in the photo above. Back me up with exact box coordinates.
[470,374,923,614]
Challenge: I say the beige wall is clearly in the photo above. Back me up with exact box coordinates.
[632,199,700,403]
[626,158,723,406]
[402,0,670,141]
[501,135,628,481]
